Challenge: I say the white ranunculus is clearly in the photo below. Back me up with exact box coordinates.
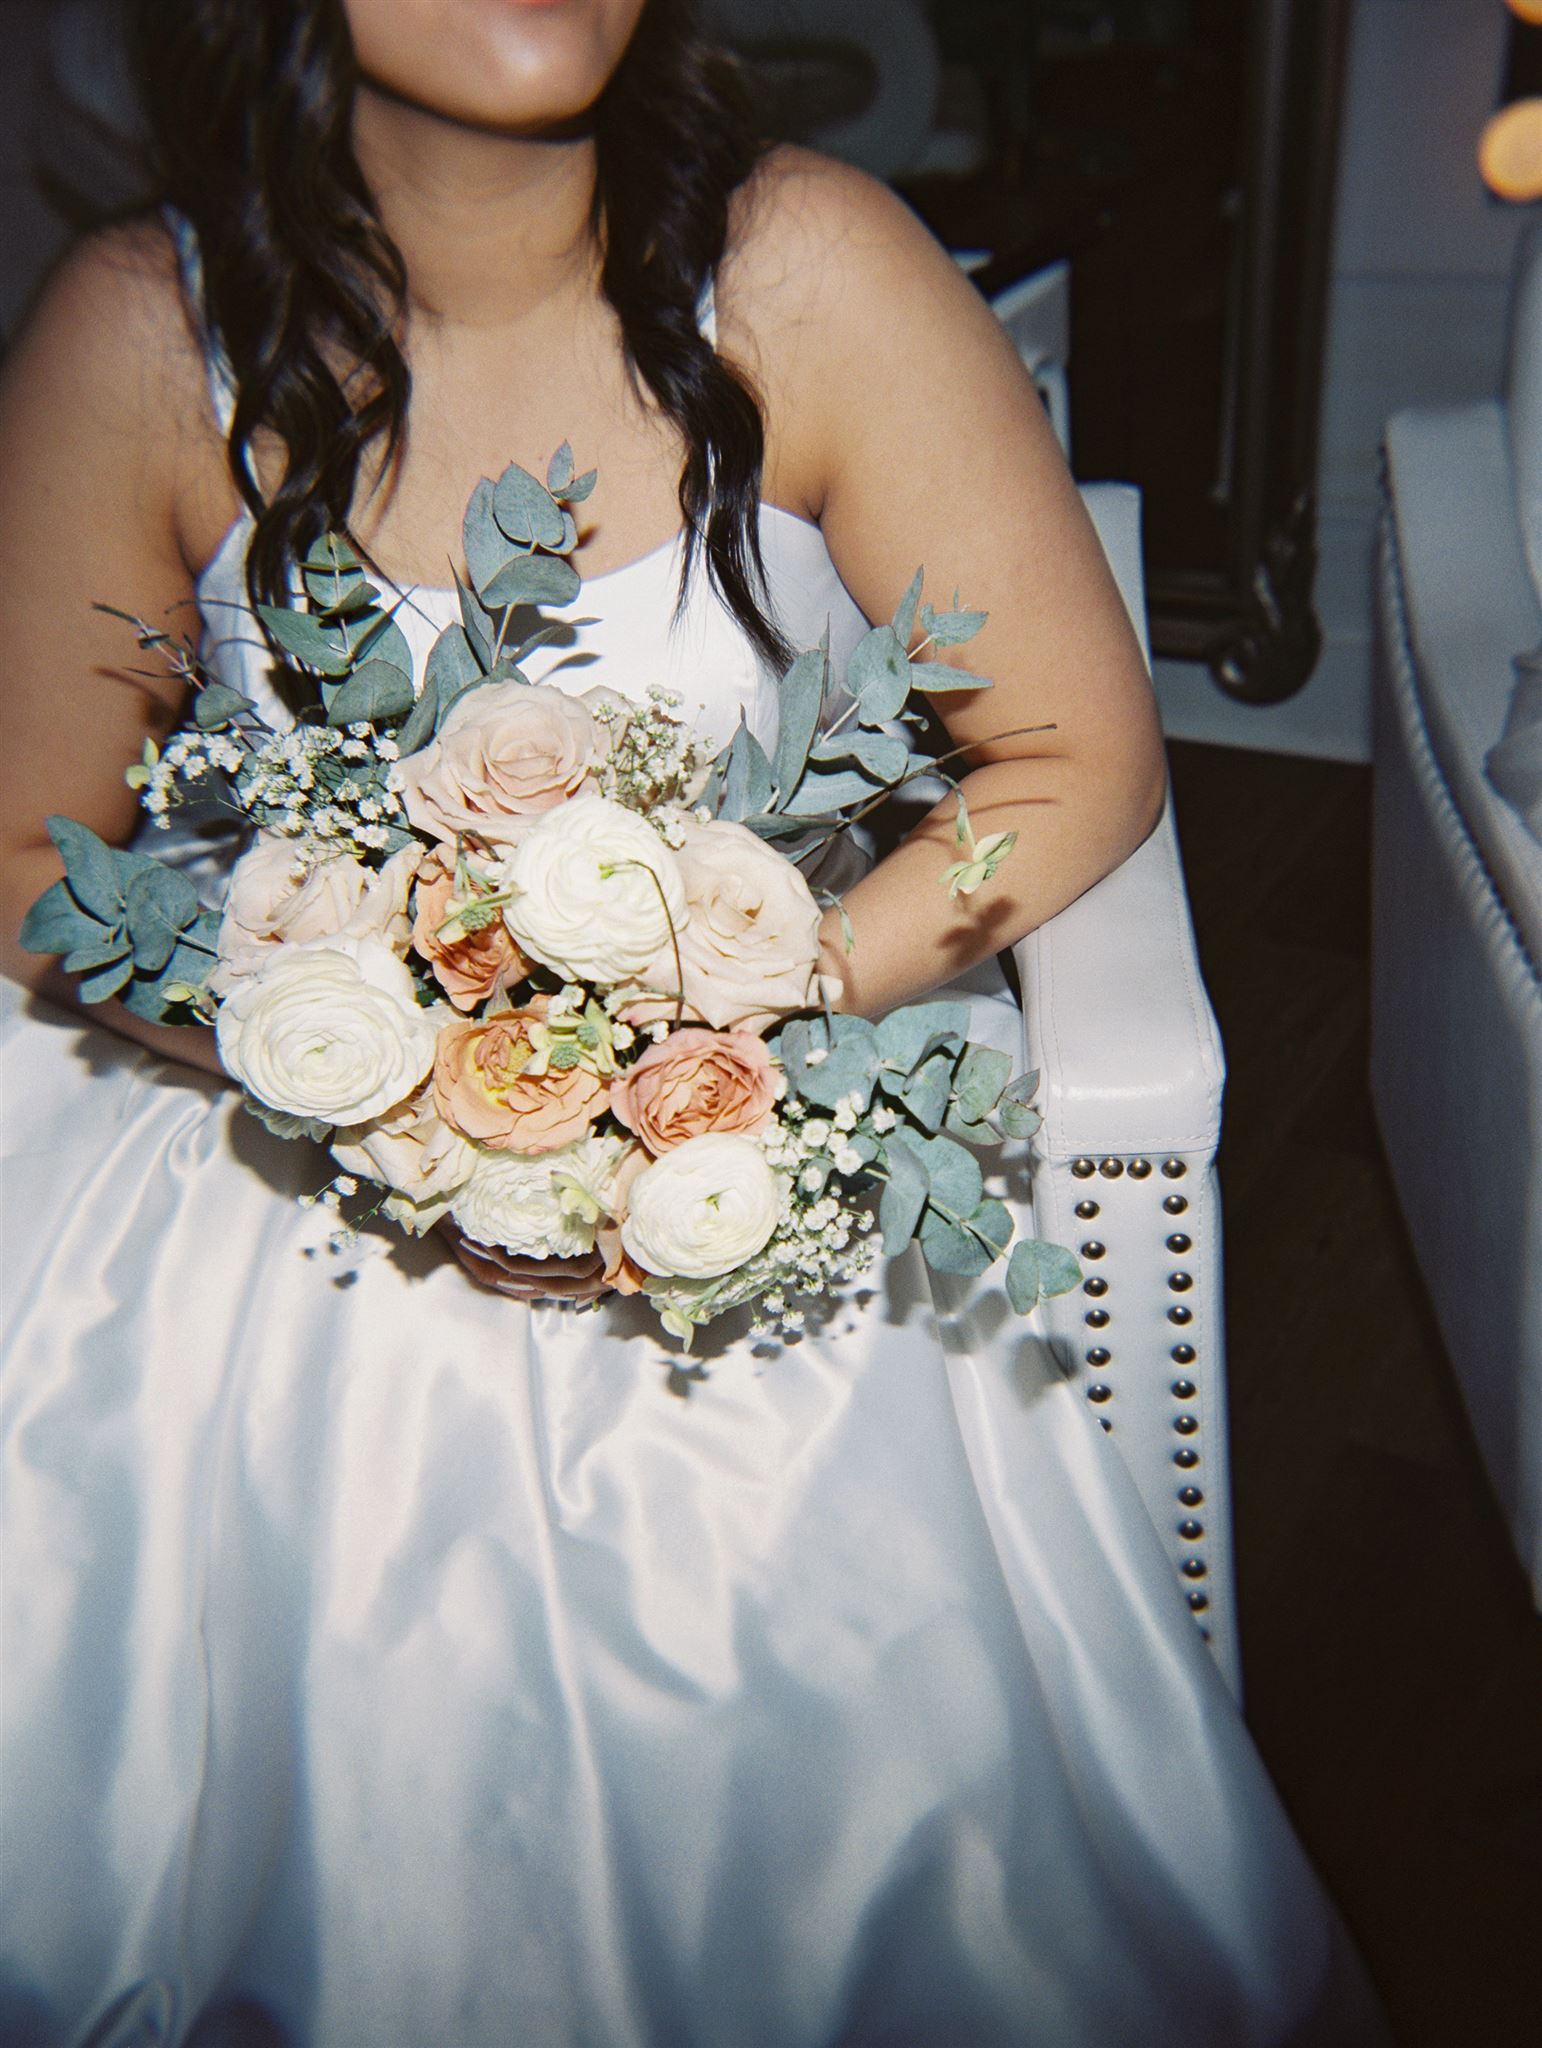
[502,792,688,986]
[450,1132,627,1258]
[215,936,438,1126]
[621,1132,783,1279]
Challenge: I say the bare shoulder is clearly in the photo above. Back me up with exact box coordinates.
[715,147,1025,518]
[720,145,959,319]
[6,216,202,410]
[0,215,227,564]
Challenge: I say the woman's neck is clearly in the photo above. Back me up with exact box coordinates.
[352,85,599,332]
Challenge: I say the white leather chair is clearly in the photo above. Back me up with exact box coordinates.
[1020,484,1237,1695]
[1372,228,1542,1605]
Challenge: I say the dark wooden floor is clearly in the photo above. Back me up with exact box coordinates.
[1166,742,1542,2048]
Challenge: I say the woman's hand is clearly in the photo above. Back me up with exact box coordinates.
[439,1221,611,1305]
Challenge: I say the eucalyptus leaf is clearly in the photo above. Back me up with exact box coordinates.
[877,1135,928,1253]
[770,642,826,808]
[891,566,924,648]
[124,863,201,974]
[846,623,911,724]
[558,509,578,555]
[952,1043,1012,1125]
[20,881,107,958]
[899,1047,957,1132]
[745,811,832,841]
[45,817,128,923]
[78,954,135,1003]
[455,571,495,669]
[997,1099,1043,1141]
[875,1001,968,1074]
[509,620,574,666]
[463,476,510,598]
[493,462,567,550]
[910,1130,983,1217]
[546,440,575,495]
[481,551,581,611]
[918,1207,996,1278]
[919,601,988,648]
[301,535,371,615]
[395,675,439,757]
[563,467,598,505]
[1005,1238,1083,1314]
[193,683,255,730]
[350,612,413,680]
[968,1196,1013,1259]
[61,935,130,975]
[911,665,993,693]
[781,766,889,816]
[720,718,775,822]
[255,604,354,677]
[117,933,219,1024]
[808,727,909,784]
[325,661,416,728]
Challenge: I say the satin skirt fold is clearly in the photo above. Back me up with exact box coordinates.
[1,982,1387,2048]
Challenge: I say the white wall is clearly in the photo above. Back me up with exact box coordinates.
[1154,0,1534,759]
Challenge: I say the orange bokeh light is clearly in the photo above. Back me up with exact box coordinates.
[1480,98,1542,200]
[1509,1,1542,24]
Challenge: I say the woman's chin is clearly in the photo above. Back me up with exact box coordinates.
[346,0,648,137]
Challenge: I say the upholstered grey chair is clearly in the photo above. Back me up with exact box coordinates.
[1372,227,1542,1606]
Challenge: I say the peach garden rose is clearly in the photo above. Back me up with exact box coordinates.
[432,1003,609,1156]
[412,851,527,1012]
[610,1027,778,1155]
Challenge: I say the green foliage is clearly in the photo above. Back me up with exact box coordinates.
[770,642,826,805]
[719,718,775,822]
[192,683,255,731]
[877,1134,928,1252]
[22,818,216,1021]
[1005,1238,1083,1314]
[492,461,568,550]
[325,661,415,728]
[918,600,987,648]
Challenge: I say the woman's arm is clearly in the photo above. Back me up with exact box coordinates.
[720,153,1166,1018]
[0,223,234,1077]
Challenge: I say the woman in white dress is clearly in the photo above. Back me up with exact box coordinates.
[0,3,1388,2043]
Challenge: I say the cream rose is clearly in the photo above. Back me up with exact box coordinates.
[212,836,419,993]
[502,792,688,985]
[215,936,438,1126]
[330,1084,479,1235]
[620,1132,783,1279]
[626,819,825,1033]
[394,681,596,847]
[450,1131,629,1259]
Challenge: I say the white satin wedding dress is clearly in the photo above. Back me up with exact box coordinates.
[0,268,1389,2048]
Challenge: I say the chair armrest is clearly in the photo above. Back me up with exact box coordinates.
[1016,485,1225,1164]
[1010,800,1224,1163]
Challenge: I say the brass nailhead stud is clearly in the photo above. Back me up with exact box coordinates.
[1128,1159,1152,1179]
[1071,1158,1096,1179]
[1074,1199,1100,1220]
[1163,1193,1188,1216]
[1166,1233,1192,1255]
[1161,1159,1187,1179]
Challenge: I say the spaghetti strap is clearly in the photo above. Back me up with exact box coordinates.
[163,206,237,439]
[696,273,718,348]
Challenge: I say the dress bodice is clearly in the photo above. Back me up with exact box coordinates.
[154,208,872,895]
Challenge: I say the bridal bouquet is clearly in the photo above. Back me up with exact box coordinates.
[23,449,1080,1347]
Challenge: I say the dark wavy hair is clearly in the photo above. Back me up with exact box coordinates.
[124,0,787,665]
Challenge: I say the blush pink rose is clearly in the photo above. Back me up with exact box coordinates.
[213,835,419,994]
[610,1028,778,1155]
[412,851,527,1012]
[394,682,597,847]
[624,818,826,1034]
[432,1002,609,1155]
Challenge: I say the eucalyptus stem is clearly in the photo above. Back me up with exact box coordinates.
[791,721,1057,870]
